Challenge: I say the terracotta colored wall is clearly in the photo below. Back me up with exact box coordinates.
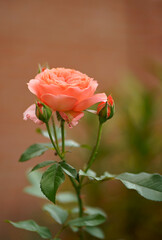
[0,0,162,239]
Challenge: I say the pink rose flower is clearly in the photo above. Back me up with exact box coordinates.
[24,68,107,126]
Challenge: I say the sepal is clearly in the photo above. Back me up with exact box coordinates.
[36,101,52,123]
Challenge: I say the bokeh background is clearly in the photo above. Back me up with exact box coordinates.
[1,0,162,239]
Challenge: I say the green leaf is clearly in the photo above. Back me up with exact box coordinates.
[40,164,65,203]
[24,171,45,199]
[70,225,79,232]
[64,140,80,147]
[71,206,107,218]
[85,226,105,239]
[79,169,97,178]
[60,140,90,149]
[79,170,114,181]
[116,172,162,201]
[84,207,107,218]
[19,143,53,162]
[60,161,78,179]
[36,126,62,140]
[31,160,55,172]
[7,220,51,239]
[56,191,77,203]
[43,204,68,224]
[95,172,115,181]
[68,214,106,227]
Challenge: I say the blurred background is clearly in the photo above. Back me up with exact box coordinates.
[0,0,162,239]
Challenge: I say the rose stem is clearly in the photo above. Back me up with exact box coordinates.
[51,115,59,150]
[54,225,67,239]
[60,119,84,240]
[80,122,103,184]
[45,121,62,159]
[61,119,65,157]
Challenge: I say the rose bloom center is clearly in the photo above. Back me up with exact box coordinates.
[39,68,91,90]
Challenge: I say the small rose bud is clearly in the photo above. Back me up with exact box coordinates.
[97,95,115,124]
[35,101,52,123]
[38,63,49,73]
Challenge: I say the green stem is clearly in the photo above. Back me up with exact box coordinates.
[60,120,83,217]
[60,119,84,240]
[45,122,62,159]
[70,177,83,217]
[51,115,59,150]
[85,122,103,173]
[70,123,103,239]
[47,118,84,239]
[70,178,84,240]
[54,225,66,238]
[61,119,65,157]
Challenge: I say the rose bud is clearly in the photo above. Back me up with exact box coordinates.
[97,95,115,124]
[35,101,52,123]
[38,63,49,73]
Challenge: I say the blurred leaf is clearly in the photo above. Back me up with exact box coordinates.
[116,172,162,201]
[31,160,56,172]
[24,171,45,199]
[59,140,91,149]
[71,207,80,214]
[7,220,51,239]
[70,225,79,232]
[56,191,77,203]
[85,226,105,239]
[80,144,92,150]
[142,93,154,126]
[64,140,80,147]
[59,161,78,179]
[43,204,68,224]
[79,169,96,178]
[84,207,107,218]
[19,143,53,162]
[36,126,62,140]
[95,172,115,181]
[68,214,106,227]
[85,109,97,114]
[72,206,107,218]
[79,170,114,181]
[40,164,65,203]
[69,221,105,238]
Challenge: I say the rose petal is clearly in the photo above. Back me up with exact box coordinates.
[23,104,43,125]
[41,94,77,111]
[71,112,84,127]
[27,79,40,96]
[73,93,107,112]
[28,79,66,99]
[59,111,84,128]
[63,80,98,101]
